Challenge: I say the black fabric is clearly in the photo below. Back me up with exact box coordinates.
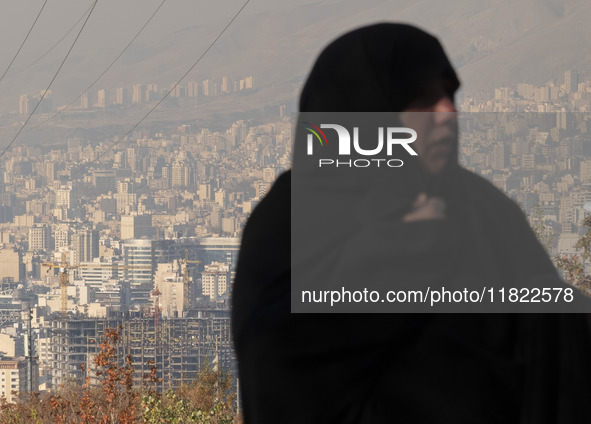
[299,23,460,113]
[232,23,591,423]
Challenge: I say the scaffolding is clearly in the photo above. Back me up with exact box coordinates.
[48,312,234,391]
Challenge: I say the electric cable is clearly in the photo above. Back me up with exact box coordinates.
[0,0,100,161]
[7,2,95,78]
[0,0,49,84]
[25,0,167,132]
[75,0,250,178]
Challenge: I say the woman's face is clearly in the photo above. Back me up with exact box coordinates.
[400,77,458,176]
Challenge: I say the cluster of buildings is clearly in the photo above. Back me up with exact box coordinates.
[18,74,255,114]
[459,70,591,254]
[462,70,590,113]
[0,113,291,399]
[4,63,591,401]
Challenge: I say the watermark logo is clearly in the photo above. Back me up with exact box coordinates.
[303,122,328,152]
[302,122,417,168]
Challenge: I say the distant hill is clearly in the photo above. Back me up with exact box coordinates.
[1,0,590,115]
[108,0,591,97]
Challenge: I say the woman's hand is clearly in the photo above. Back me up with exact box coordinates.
[402,193,446,222]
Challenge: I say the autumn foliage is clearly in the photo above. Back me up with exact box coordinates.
[554,215,591,295]
[0,328,241,424]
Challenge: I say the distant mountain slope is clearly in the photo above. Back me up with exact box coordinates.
[95,0,591,96]
[1,0,590,114]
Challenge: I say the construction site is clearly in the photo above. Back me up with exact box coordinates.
[47,309,234,391]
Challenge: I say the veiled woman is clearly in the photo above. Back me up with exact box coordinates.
[232,23,591,424]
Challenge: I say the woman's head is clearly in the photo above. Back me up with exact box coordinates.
[299,23,460,113]
[299,23,461,179]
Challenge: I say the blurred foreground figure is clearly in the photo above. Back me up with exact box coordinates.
[232,23,591,423]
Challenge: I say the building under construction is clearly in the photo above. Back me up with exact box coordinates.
[48,309,233,391]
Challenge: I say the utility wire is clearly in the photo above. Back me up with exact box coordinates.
[76,0,250,177]
[26,0,167,132]
[0,0,49,84]
[0,0,100,161]
[7,2,95,78]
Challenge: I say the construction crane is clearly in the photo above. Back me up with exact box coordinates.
[152,288,161,327]
[42,255,150,317]
[42,252,76,318]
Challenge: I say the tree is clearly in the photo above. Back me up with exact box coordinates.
[554,215,591,295]
[80,327,139,423]
[142,359,239,424]
[0,329,241,423]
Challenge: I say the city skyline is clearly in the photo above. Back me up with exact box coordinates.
[2,0,591,408]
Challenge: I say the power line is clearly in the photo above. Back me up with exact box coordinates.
[26,0,167,132]
[0,0,100,161]
[7,2,95,78]
[76,0,250,177]
[0,0,49,84]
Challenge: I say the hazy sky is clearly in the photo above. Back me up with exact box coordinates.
[0,0,588,115]
[0,0,247,58]
[0,0,258,111]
